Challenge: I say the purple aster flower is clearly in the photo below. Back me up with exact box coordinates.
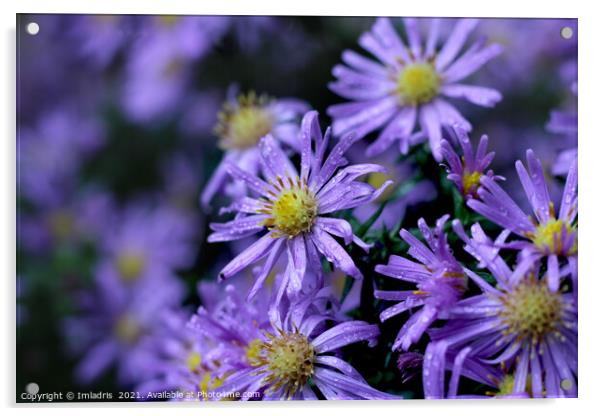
[428,223,577,398]
[208,111,392,300]
[18,188,115,253]
[95,203,197,290]
[467,149,577,292]
[327,17,502,160]
[65,273,184,386]
[201,90,309,207]
[213,290,395,400]
[477,19,576,92]
[440,126,503,199]
[374,215,466,351]
[121,16,229,123]
[422,341,528,399]
[135,281,270,400]
[68,15,134,69]
[149,279,342,401]
[64,203,197,386]
[18,107,105,207]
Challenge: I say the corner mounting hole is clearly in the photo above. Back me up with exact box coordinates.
[26,22,40,36]
[560,26,573,40]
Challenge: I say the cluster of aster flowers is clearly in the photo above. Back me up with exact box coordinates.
[17,15,577,401]
[179,17,576,400]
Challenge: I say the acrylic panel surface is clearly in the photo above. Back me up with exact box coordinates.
[16,14,577,402]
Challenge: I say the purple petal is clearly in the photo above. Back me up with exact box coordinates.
[342,49,389,77]
[432,98,472,131]
[315,217,353,245]
[286,236,307,293]
[424,18,441,58]
[366,106,417,157]
[312,321,379,353]
[258,134,297,182]
[315,355,365,380]
[423,341,448,399]
[310,228,362,279]
[300,110,320,182]
[435,19,479,71]
[403,18,422,58]
[208,215,267,242]
[200,157,230,208]
[559,157,578,222]
[248,238,285,300]
[218,232,278,281]
[441,84,502,108]
[314,368,396,400]
[419,104,443,161]
[75,340,117,383]
[225,161,272,195]
[448,346,472,397]
[442,43,503,83]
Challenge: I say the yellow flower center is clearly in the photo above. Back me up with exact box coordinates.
[157,15,180,27]
[499,279,563,342]
[48,210,75,240]
[532,218,577,255]
[114,314,142,344]
[246,339,264,366]
[198,373,225,400]
[461,171,482,196]
[367,171,395,202]
[259,177,318,238]
[250,331,315,397]
[491,374,532,397]
[396,63,440,105]
[215,93,274,150]
[115,252,146,282]
[186,351,202,372]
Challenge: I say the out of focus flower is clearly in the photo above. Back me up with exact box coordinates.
[230,16,277,52]
[18,107,105,207]
[440,126,503,199]
[209,111,392,300]
[328,17,502,160]
[95,204,197,291]
[65,203,197,385]
[19,188,114,253]
[121,16,229,123]
[214,292,395,400]
[478,19,577,92]
[69,15,134,69]
[18,107,109,253]
[201,91,309,207]
[428,231,577,398]
[547,88,577,177]
[467,150,577,292]
[66,273,184,386]
[374,215,466,351]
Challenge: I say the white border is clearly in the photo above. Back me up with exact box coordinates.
[3,0,600,415]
